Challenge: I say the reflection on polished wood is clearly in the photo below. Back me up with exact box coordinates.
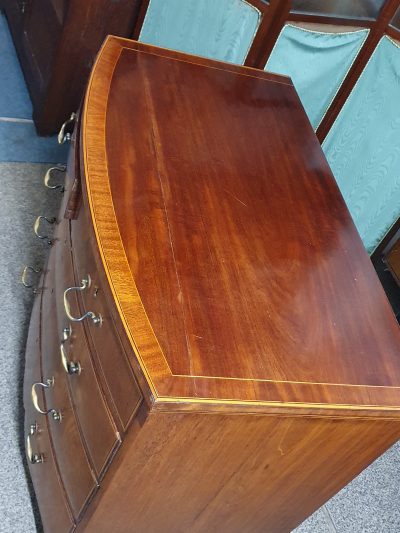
[24,37,400,532]
[86,37,400,416]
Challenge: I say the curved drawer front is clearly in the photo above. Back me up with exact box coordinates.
[23,277,42,411]
[24,274,74,533]
[41,227,97,519]
[71,209,142,431]
[54,218,120,477]
[25,407,75,533]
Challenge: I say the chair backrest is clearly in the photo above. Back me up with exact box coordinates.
[264,24,369,129]
[323,36,400,254]
[139,4,400,255]
[139,0,261,64]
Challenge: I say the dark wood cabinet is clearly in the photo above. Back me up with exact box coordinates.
[384,231,400,286]
[1,0,142,134]
[23,38,400,532]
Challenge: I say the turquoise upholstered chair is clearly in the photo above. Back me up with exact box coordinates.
[264,24,369,130]
[139,0,261,64]
[265,26,400,254]
[323,37,400,254]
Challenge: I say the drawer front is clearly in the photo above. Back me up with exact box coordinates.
[41,227,97,519]
[24,282,74,533]
[54,219,120,477]
[23,276,42,411]
[71,209,143,430]
[25,407,75,533]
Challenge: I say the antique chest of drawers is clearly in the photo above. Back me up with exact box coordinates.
[23,37,400,532]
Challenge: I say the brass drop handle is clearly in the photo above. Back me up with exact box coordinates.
[58,112,77,144]
[33,216,56,245]
[44,165,67,191]
[31,378,62,422]
[60,326,81,375]
[21,266,41,293]
[26,422,43,465]
[63,275,102,326]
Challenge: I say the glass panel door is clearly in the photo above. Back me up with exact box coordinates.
[291,0,386,20]
[390,6,400,30]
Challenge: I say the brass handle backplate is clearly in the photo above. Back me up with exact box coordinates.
[33,216,56,245]
[58,113,77,144]
[21,266,41,293]
[31,378,62,422]
[60,326,81,375]
[44,165,67,191]
[26,421,43,465]
[63,275,102,326]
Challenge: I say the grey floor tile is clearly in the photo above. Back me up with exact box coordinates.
[0,162,61,533]
[293,506,336,533]
[326,441,400,533]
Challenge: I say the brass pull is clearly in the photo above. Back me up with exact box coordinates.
[63,275,102,326]
[26,422,43,465]
[44,165,67,191]
[21,266,41,293]
[33,216,56,245]
[31,378,62,422]
[58,113,77,144]
[60,326,81,375]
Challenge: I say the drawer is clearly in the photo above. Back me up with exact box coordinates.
[23,277,42,411]
[41,231,97,519]
[25,407,75,533]
[53,219,120,477]
[24,287,74,533]
[71,209,143,431]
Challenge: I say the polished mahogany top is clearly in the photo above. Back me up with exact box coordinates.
[82,37,400,417]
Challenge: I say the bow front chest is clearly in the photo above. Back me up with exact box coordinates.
[24,37,400,533]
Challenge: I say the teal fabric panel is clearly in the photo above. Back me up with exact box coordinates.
[139,0,260,64]
[323,37,400,254]
[265,25,369,129]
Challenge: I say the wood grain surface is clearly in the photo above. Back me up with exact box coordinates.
[386,236,400,286]
[1,0,144,134]
[25,35,400,533]
[41,219,97,519]
[79,411,400,533]
[71,202,143,433]
[81,37,400,417]
[24,276,75,533]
